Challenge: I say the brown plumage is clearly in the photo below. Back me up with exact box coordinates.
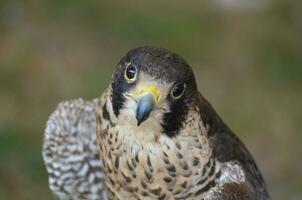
[95,46,270,199]
[43,46,270,199]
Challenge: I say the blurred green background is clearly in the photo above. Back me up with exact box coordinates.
[0,0,301,199]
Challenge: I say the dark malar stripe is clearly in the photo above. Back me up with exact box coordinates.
[111,69,133,117]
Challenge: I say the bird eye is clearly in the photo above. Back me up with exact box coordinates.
[171,83,186,99]
[125,63,137,82]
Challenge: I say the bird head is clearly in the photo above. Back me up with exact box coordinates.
[110,46,198,137]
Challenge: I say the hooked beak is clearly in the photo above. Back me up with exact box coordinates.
[135,86,159,126]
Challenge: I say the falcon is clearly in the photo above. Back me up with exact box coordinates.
[43,46,271,200]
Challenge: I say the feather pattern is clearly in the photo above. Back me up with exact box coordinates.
[42,99,108,200]
[42,46,270,200]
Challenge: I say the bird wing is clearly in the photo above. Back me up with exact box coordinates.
[42,98,108,200]
[204,161,256,200]
[198,93,270,200]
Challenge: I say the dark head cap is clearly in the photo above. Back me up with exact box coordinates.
[116,46,197,89]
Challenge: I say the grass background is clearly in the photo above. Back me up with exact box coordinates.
[0,0,301,199]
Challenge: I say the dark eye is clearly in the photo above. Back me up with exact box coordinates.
[125,63,137,81]
[171,83,186,99]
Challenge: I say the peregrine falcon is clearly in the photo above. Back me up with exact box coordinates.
[43,46,270,200]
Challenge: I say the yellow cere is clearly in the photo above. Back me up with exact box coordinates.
[134,85,160,102]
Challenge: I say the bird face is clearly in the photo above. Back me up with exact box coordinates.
[110,46,198,138]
